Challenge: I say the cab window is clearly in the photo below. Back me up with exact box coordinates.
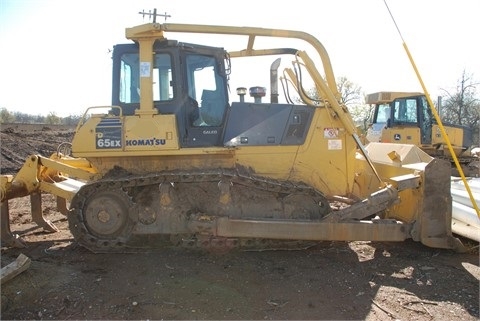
[119,53,173,103]
[376,104,391,123]
[393,98,418,123]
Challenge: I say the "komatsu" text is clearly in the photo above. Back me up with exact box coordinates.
[125,138,166,146]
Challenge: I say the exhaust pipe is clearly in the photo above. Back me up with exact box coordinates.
[270,58,281,103]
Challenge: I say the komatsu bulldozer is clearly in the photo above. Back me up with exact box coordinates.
[0,13,465,253]
[365,91,479,177]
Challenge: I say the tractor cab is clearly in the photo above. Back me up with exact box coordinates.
[366,91,472,156]
[366,92,433,145]
[111,39,230,147]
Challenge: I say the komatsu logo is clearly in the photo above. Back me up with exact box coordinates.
[126,138,166,146]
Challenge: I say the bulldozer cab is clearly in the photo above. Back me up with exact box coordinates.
[390,94,433,145]
[111,41,229,147]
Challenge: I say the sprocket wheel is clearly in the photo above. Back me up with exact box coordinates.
[83,190,133,239]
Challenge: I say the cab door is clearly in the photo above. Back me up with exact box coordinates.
[181,51,229,147]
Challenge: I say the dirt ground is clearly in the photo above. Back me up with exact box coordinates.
[1,124,479,321]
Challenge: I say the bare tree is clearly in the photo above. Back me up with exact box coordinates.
[336,76,363,106]
[440,70,480,145]
[303,76,370,131]
[440,70,479,125]
[62,114,82,126]
[302,76,362,107]
[349,96,375,134]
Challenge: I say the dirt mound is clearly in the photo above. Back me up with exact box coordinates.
[0,124,74,175]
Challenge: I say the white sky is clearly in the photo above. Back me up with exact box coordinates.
[0,0,479,117]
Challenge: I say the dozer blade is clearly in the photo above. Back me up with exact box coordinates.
[417,156,465,251]
[364,142,465,252]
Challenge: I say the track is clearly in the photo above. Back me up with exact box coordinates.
[68,169,332,253]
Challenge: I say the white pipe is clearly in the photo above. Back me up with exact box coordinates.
[451,177,480,242]
[452,202,480,227]
[451,177,480,191]
[451,189,480,208]
[452,218,480,242]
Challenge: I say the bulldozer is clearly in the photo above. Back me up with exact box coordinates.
[365,91,479,177]
[0,12,465,253]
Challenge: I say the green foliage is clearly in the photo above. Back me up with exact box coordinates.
[0,107,15,123]
[45,112,61,125]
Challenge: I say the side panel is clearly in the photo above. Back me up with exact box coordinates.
[381,127,421,145]
[72,114,179,156]
[224,102,313,146]
[124,116,179,151]
[229,104,356,197]
[292,108,357,198]
[431,124,469,150]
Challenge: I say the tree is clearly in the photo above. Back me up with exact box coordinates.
[13,111,34,123]
[349,95,375,134]
[302,76,372,132]
[45,112,61,125]
[0,107,15,123]
[440,70,480,145]
[336,76,363,106]
[62,114,82,126]
[303,76,363,107]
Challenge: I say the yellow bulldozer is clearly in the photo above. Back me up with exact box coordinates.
[0,11,465,253]
[365,91,479,177]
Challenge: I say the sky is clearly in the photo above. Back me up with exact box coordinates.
[0,0,479,117]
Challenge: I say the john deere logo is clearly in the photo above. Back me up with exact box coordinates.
[394,134,401,140]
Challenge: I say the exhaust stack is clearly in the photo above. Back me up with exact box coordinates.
[270,58,281,103]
